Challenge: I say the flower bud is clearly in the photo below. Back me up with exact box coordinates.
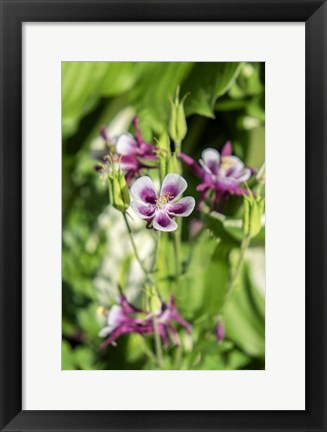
[145,286,162,314]
[169,87,188,150]
[157,132,170,183]
[216,321,225,344]
[243,189,264,238]
[108,163,130,213]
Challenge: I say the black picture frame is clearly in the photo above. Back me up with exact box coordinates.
[0,0,326,431]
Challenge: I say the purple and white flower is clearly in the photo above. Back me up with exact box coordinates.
[98,116,158,183]
[179,141,253,206]
[99,294,192,349]
[99,294,146,348]
[116,116,157,161]
[130,174,195,232]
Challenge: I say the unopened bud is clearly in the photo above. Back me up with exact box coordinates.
[108,162,130,213]
[216,321,225,344]
[169,87,188,150]
[145,286,162,314]
[243,188,264,239]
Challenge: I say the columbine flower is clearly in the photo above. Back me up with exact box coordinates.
[99,294,146,348]
[97,116,158,183]
[116,116,157,160]
[130,173,195,232]
[156,296,192,346]
[99,293,192,349]
[179,141,253,206]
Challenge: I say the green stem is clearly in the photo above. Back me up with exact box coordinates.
[173,227,182,278]
[152,231,161,273]
[152,230,164,368]
[225,236,250,301]
[152,314,164,368]
[122,213,148,276]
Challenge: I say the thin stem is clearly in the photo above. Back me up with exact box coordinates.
[173,227,182,278]
[151,230,164,368]
[152,314,164,368]
[225,236,250,302]
[152,230,161,273]
[122,212,148,275]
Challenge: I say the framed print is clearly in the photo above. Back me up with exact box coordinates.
[0,1,326,431]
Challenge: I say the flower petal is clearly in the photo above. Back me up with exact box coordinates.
[120,155,139,171]
[160,173,187,200]
[201,148,220,175]
[116,133,138,155]
[131,201,156,219]
[166,196,195,217]
[131,176,158,204]
[153,210,178,232]
[178,153,204,178]
[234,167,251,182]
[221,141,232,156]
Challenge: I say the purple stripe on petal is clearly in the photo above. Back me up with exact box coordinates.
[153,210,178,232]
[131,176,158,204]
[160,173,187,200]
[233,167,251,182]
[166,196,195,217]
[201,148,220,175]
[131,201,155,220]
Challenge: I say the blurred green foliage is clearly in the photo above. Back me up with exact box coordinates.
[62,62,265,370]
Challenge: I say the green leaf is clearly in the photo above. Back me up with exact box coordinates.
[74,346,95,370]
[128,62,194,135]
[182,62,241,118]
[202,241,231,314]
[62,62,139,137]
[223,261,265,358]
[62,340,76,370]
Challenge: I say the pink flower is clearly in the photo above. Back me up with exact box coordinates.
[98,116,158,183]
[99,294,192,349]
[179,141,253,207]
[130,174,195,232]
[116,116,157,161]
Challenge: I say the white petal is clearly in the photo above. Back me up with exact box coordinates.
[160,173,187,200]
[99,326,111,338]
[166,196,196,217]
[130,201,156,220]
[107,305,123,329]
[201,148,220,174]
[153,210,178,232]
[234,167,251,182]
[116,133,138,155]
[131,176,158,204]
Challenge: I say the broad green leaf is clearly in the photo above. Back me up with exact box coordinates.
[223,261,265,358]
[129,62,194,136]
[62,62,139,137]
[182,62,241,118]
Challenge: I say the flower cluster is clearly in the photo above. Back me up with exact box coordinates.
[95,113,258,355]
[99,293,192,349]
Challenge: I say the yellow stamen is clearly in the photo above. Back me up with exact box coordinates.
[155,192,173,208]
